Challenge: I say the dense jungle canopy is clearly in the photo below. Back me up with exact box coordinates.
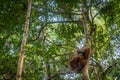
[0,0,120,80]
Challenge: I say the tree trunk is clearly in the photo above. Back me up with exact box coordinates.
[81,0,90,80]
[16,0,32,80]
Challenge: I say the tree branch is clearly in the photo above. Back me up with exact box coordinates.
[99,38,110,50]
[47,20,82,24]
[103,63,117,76]
[47,71,74,80]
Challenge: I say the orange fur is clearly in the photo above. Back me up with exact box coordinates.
[69,47,91,73]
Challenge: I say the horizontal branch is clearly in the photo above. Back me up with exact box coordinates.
[47,20,82,24]
[49,10,82,15]
[47,71,74,80]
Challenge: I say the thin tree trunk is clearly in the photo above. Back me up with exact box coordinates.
[42,29,51,80]
[43,0,51,79]
[81,1,89,45]
[45,62,51,80]
[16,0,32,80]
[81,0,90,80]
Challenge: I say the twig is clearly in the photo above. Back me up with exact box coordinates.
[102,63,117,76]
[98,38,110,50]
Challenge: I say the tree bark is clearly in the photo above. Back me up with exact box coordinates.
[81,0,90,80]
[16,0,32,80]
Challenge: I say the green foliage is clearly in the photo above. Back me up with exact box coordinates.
[0,0,120,80]
[0,0,26,32]
[0,54,18,80]
[55,0,79,12]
